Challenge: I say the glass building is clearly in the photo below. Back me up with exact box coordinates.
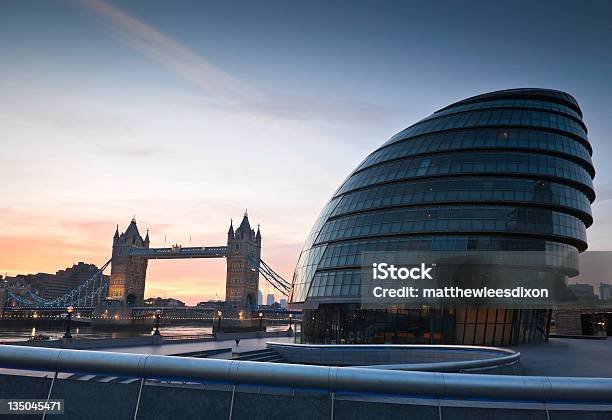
[290,88,595,345]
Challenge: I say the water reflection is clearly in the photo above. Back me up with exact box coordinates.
[0,324,289,342]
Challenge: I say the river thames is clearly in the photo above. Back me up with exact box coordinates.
[0,324,290,342]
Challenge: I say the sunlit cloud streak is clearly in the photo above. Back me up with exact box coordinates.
[77,0,390,124]
[78,0,262,104]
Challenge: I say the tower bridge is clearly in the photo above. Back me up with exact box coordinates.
[2,212,291,311]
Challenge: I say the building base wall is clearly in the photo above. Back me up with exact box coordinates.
[300,304,550,345]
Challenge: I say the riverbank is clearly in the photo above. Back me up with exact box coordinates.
[2,329,292,350]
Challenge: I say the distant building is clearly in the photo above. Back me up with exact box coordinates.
[3,273,50,296]
[144,297,185,307]
[266,293,275,306]
[600,283,612,300]
[258,289,263,306]
[0,276,34,303]
[196,300,222,310]
[569,283,595,299]
[268,302,283,310]
[279,298,288,309]
[4,262,108,300]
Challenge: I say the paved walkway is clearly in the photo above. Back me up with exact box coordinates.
[0,337,294,378]
[510,337,612,377]
[2,336,610,378]
[100,336,294,357]
[104,336,612,377]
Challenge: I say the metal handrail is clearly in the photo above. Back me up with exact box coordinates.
[264,342,518,352]
[0,345,611,403]
[266,342,520,372]
[162,334,215,341]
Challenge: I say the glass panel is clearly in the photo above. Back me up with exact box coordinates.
[338,152,594,199]
[316,205,587,249]
[357,128,592,174]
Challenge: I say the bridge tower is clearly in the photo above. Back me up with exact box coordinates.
[226,211,261,310]
[108,217,149,305]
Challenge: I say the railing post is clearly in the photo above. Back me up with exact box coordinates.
[228,384,236,420]
[545,308,553,341]
[133,377,145,420]
[41,370,58,420]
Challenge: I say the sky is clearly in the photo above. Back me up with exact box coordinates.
[1,0,611,305]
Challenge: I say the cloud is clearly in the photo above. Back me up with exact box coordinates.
[99,144,170,159]
[78,0,261,105]
[76,0,392,125]
[593,186,612,203]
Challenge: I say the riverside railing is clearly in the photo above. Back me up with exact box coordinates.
[0,345,611,403]
[266,342,521,373]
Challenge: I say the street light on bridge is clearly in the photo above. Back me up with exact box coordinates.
[217,310,222,330]
[153,309,162,336]
[259,312,263,330]
[63,306,74,339]
[288,313,293,333]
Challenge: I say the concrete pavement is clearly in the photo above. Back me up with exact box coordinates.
[510,337,612,377]
[100,335,294,357]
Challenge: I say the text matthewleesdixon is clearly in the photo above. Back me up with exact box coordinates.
[370,263,549,300]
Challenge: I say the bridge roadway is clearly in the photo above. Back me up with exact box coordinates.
[128,246,227,259]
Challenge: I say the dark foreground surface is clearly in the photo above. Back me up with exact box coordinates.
[511,337,612,377]
[0,374,610,420]
[1,337,612,419]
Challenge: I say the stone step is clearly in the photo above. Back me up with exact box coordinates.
[233,348,285,363]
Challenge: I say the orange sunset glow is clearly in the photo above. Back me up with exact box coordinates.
[0,207,306,305]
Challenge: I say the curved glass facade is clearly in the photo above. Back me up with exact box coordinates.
[420,99,584,123]
[315,205,587,249]
[356,128,593,173]
[331,178,592,223]
[290,88,595,345]
[338,152,594,198]
[384,108,589,149]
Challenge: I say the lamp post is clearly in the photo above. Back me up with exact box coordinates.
[63,306,74,339]
[153,309,162,336]
[259,312,263,330]
[288,313,293,333]
[217,310,222,331]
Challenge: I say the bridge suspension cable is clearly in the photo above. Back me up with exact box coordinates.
[4,259,112,309]
[247,256,291,297]
[5,291,39,308]
[43,259,111,308]
[26,290,48,304]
